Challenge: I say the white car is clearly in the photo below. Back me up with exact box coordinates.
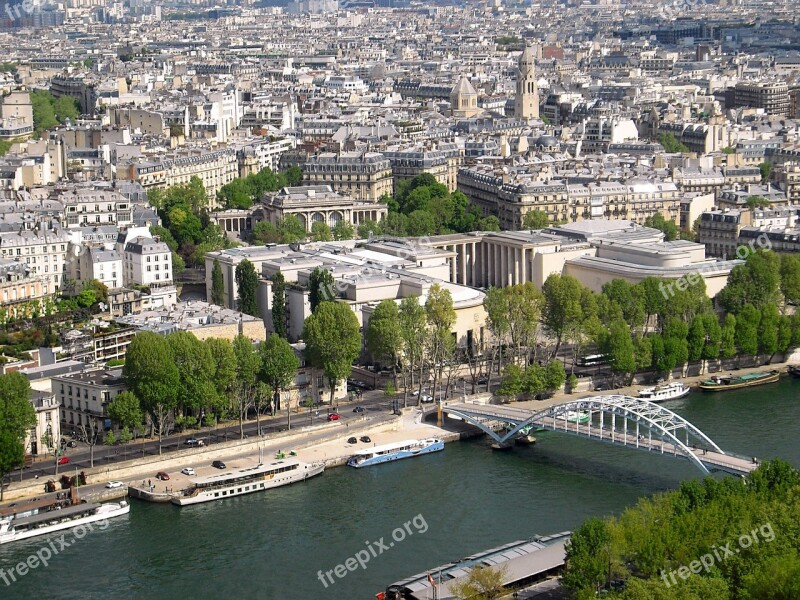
[181,467,196,476]
[420,395,434,403]
[105,481,124,489]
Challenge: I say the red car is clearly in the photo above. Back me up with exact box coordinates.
[156,472,170,481]
[327,413,341,422]
[57,456,69,465]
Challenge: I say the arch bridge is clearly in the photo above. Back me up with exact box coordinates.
[437,396,758,476]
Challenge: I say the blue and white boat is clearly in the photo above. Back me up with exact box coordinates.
[347,438,444,468]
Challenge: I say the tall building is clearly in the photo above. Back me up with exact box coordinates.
[450,75,481,119]
[515,46,539,120]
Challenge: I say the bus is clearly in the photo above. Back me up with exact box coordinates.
[576,353,610,367]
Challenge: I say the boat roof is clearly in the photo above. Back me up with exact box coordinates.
[350,439,437,457]
[190,460,301,486]
[10,503,100,527]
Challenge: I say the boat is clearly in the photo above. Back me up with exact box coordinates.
[788,365,800,378]
[565,410,590,424]
[171,459,324,506]
[698,370,781,392]
[0,501,129,545]
[638,382,691,402]
[347,438,444,468]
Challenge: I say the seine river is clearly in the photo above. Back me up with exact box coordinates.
[3,379,798,600]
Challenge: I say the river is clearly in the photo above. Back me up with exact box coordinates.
[2,378,798,600]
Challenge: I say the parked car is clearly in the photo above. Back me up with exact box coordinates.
[352,406,365,413]
[212,460,226,470]
[327,413,341,422]
[66,440,77,448]
[420,395,434,403]
[347,437,358,444]
[155,472,170,481]
[57,456,69,465]
[181,467,196,476]
[185,437,204,447]
[105,481,124,489]
[360,436,371,443]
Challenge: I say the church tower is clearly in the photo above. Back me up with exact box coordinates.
[450,74,481,119]
[515,45,539,120]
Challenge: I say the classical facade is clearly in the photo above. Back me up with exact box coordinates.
[302,152,393,202]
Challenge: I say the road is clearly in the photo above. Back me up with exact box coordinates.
[13,387,401,484]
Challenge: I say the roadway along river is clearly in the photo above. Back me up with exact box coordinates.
[2,378,798,599]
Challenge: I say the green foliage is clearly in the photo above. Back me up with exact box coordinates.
[168,331,217,415]
[259,334,300,402]
[107,391,143,431]
[235,259,259,317]
[657,132,690,153]
[308,267,335,313]
[357,219,382,239]
[211,259,225,306]
[522,210,551,230]
[0,140,12,157]
[644,213,679,241]
[779,254,800,306]
[310,221,332,242]
[718,250,781,314]
[758,162,772,183]
[216,167,288,210]
[721,146,735,154]
[366,299,402,370]
[271,272,288,338]
[331,220,355,241]
[303,302,361,403]
[103,430,117,446]
[449,564,508,600]
[745,195,770,209]
[563,460,800,599]
[0,372,36,498]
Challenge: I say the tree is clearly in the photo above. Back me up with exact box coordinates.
[211,259,225,306]
[228,334,259,429]
[522,209,550,230]
[746,195,770,209]
[260,335,300,420]
[107,391,143,436]
[310,221,332,242]
[498,364,524,399]
[602,319,636,385]
[276,215,306,243]
[543,360,566,393]
[718,250,781,314]
[0,372,36,500]
[450,565,508,600]
[542,274,584,358]
[123,332,179,448]
[303,302,361,404]
[483,286,510,386]
[720,313,737,360]
[206,337,236,410]
[331,220,355,241]
[271,272,288,338]
[235,259,259,317]
[168,331,217,419]
[780,254,800,307]
[758,162,772,184]
[251,220,281,245]
[308,267,335,313]
[425,284,457,401]
[285,165,303,186]
[656,132,689,153]
[399,296,428,406]
[366,300,402,382]
[644,213,679,241]
[758,304,779,360]
[735,304,761,363]
[357,219,382,239]
[563,517,614,594]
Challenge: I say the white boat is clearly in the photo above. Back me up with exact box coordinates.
[0,501,129,545]
[347,438,444,468]
[171,459,324,506]
[638,382,691,402]
[565,411,590,424]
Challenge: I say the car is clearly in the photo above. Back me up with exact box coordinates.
[352,406,365,413]
[66,440,77,448]
[181,467,196,476]
[594,384,608,392]
[57,456,69,465]
[327,413,341,422]
[212,460,226,470]
[420,395,434,403]
[155,472,170,481]
[347,437,358,444]
[105,481,124,489]
[184,437,202,446]
[360,436,371,443]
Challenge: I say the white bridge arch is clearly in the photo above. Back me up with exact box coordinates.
[437,396,757,476]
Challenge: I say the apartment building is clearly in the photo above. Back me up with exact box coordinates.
[65,246,122,291]
[303,152,393,202]
[58,188,133,229]
[54,369,127,436]
[725,81,790,116]
[0,228,70,295]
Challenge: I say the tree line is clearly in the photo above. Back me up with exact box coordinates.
[564,459,800,598]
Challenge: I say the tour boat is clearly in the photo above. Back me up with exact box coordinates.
[564,411,590,424]
[638,382,691,402]
[347,438,444,468]
[698,370,780,392]
[171,459,324,506]
[0,501,129,545]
